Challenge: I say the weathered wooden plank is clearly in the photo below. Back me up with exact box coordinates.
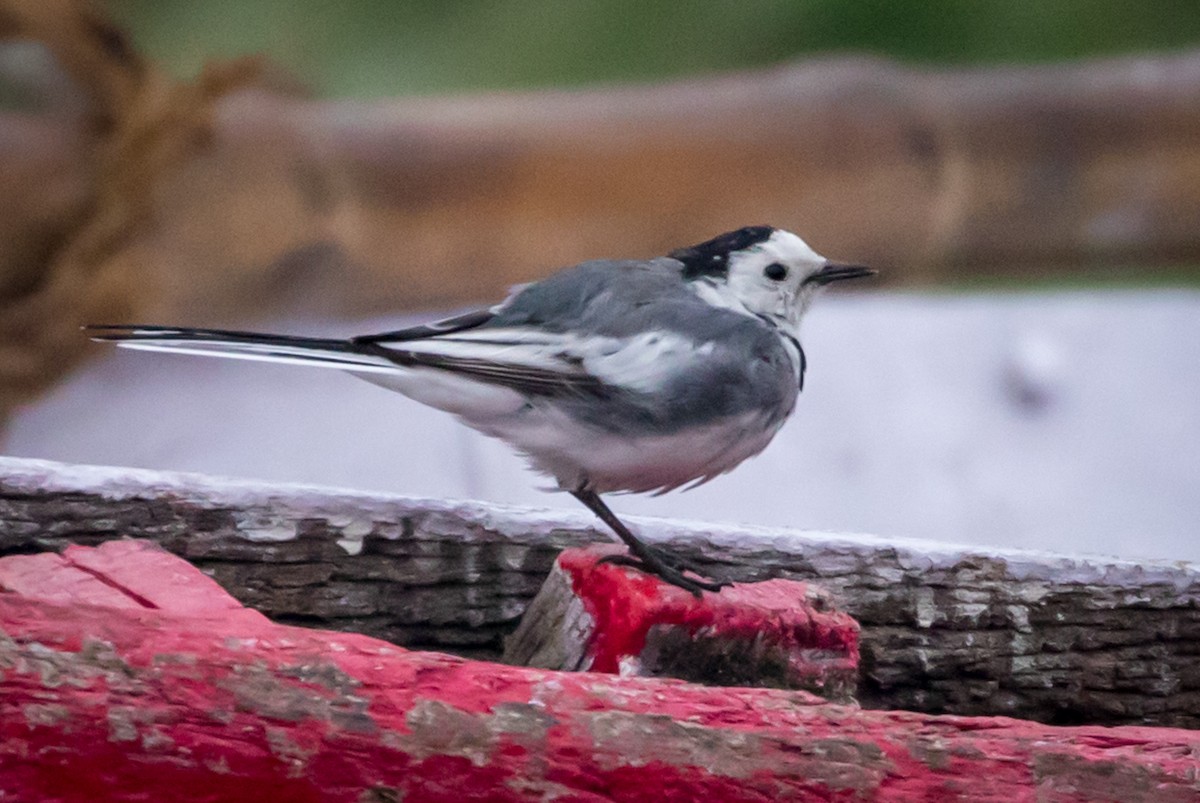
[2,456,1199,728]
[2,540,1198,802]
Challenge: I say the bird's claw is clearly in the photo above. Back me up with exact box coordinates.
[596,549,729,596]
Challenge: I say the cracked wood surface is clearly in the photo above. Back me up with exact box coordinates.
[2,539,1199,802]
[2,456,1199,728]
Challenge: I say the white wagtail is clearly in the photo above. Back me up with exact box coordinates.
[89,226,873,594]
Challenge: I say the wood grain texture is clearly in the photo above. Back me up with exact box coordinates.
[2,456,1199,728]
[3,539,1199,802]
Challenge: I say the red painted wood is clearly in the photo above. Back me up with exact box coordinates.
[2,541,1199,802]
[557,545,859,691]
[0,539,270,625]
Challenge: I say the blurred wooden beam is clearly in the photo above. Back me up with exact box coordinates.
[1,0,1199,411]
[172,50,1200,319]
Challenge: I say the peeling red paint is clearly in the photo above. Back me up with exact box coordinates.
[2,541,1199,802]
[558,545,859,689]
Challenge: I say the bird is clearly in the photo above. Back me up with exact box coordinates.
[88,226,873,595]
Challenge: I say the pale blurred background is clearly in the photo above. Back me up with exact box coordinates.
[2,0,1198,561]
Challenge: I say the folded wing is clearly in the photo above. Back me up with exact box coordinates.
[86,317,618,399]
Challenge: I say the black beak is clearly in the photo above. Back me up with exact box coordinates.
[807,263,876,286]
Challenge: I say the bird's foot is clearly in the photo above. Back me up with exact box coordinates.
[597,547,729,596]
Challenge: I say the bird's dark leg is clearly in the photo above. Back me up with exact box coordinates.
[570,488,726,596]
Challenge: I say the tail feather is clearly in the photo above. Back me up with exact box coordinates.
[86,323,605,398]
[86,325,401,374]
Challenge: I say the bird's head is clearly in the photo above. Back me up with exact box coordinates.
[669,226,874,330]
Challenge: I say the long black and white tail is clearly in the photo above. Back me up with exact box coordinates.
[89,320,609,400]
[86,325,402,375]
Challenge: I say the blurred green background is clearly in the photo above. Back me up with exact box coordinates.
[110,0,1200,98]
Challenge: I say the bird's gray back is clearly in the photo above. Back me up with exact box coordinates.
[487,259,684,334]
[488,258,801,434]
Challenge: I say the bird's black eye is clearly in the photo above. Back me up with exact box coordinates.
[763,262,788,281]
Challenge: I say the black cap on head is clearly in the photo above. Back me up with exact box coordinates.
[669,226,775,280]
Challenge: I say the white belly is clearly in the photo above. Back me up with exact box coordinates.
[354,367,784,495]
[480,405,785,494]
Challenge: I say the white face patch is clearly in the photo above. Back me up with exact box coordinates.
[702,229,829,330]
